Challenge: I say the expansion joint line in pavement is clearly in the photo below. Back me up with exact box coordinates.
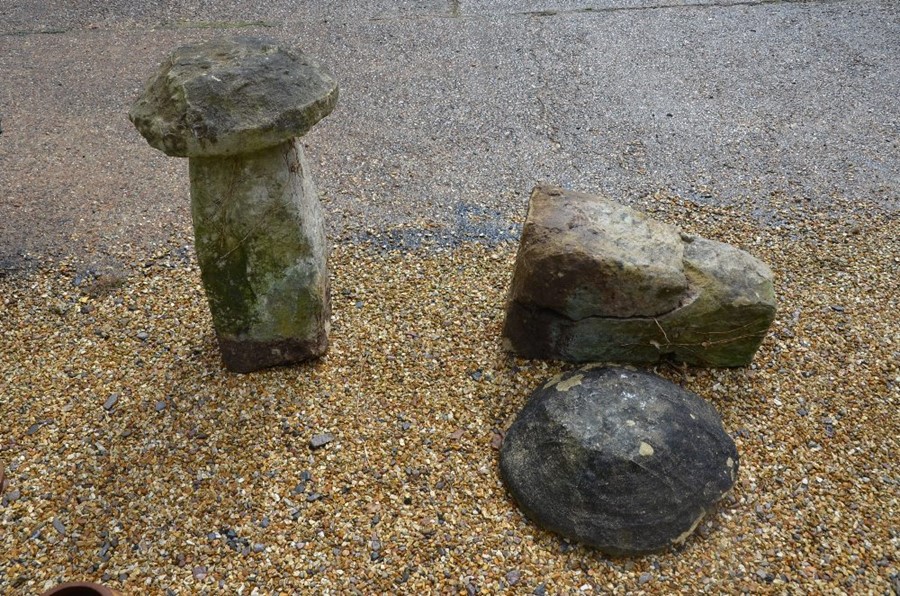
[366,0,851,22]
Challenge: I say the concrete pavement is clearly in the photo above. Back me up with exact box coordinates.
[1,0,897,272]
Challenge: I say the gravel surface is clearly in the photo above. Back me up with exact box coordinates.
[1,194,897,594]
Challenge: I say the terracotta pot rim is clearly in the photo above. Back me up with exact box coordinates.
[40,581,119,596]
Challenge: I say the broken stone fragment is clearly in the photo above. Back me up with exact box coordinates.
[128,37,338,372]
[309,433,335,449]
[502,186,776,367]
[499,366,739,555]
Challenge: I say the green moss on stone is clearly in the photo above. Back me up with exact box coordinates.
[188,140,328,343]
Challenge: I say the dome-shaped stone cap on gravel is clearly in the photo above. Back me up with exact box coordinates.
[500,365,739,556]
[129,36,338,158]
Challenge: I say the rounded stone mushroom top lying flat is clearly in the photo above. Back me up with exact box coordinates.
[129,36,338,158]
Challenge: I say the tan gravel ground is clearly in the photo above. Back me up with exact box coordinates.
[1,194,898,594]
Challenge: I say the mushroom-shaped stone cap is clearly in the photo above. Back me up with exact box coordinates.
[129,36,338,158]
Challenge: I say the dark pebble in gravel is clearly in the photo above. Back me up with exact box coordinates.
[309,433,334,449]
[398,567,412,583]
[103,394,119,410]
[154,401,166,412]
[534,584,547,596]
[293,482,306,494]
[52,518,65,535]
[559,539,576,553]
[136,331,149,340]
[757,569,775,583]
[639,572,652,584]
[306,492,322,502]
[3,489,21,505]
[25,420,51,436]
[505,570,521,585]
[252,543,266,553]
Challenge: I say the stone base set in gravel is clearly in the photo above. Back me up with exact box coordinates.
[500,366,739,556]
[129,37,338,373]
[503,186,776,367]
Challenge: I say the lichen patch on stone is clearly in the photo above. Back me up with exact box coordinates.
[673,511,706,545]
[555,374,584,392]
[543,372,565,389]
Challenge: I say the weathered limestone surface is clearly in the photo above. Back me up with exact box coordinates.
[129,37,338,158]
[502,186,776,367]
[500,366,739,555]
[190,139,329,372]
[129,37,338,372]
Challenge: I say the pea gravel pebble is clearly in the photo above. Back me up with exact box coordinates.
[1,196,897,594]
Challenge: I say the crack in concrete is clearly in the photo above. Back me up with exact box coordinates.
[0,20,273,37]
[523,0,850,17]
[0,0,851,37]
[524,16,582,173]
[367,0,851,22]
[0,29,69,37]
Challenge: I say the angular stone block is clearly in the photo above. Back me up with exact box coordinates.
[500,366,739,555]
[502,186,776,367]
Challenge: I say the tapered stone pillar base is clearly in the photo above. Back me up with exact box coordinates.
[189,140,330,372]
[216,333,329,374]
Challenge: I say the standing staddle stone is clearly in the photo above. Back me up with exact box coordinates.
[503,185,776,367]
[129,37,338,373]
